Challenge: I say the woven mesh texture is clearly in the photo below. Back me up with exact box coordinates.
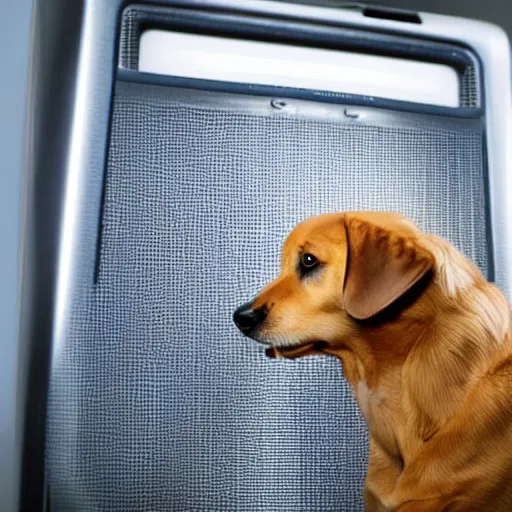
[119,7,141,70]
[460,63,481,108]
[46,82,487,512]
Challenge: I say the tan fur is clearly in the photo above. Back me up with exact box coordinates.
[245,212,512,511]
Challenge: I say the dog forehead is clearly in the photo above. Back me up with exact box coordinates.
[283,214,345,251]
[282,212,419,255]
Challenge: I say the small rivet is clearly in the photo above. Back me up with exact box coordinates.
[344,108,360,119]
[271,99,287,110]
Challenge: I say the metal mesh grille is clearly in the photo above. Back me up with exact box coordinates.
[119,7,141,70]
[460,63,481,108]
[46,81,487,512]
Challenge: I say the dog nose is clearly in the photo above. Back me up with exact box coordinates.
[233,302,267,335]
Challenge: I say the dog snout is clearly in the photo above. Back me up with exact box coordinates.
[233,302,267,336]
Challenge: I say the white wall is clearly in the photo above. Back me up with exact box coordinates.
[0,1,33,511]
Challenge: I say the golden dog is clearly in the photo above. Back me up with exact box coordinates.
[233,212,512,511]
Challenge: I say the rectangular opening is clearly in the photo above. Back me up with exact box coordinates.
[138,30,460,108]
[363,7,422,25]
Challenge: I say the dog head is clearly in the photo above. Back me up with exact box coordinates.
[233,212,435,359]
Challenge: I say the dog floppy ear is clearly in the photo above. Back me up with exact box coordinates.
[342,217,433,320]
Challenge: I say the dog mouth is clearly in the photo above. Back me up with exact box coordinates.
[265,341,327,359]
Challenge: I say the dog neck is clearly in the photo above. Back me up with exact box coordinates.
[327,274,512,466]
[402,278,512,441]
[326,320,425,460]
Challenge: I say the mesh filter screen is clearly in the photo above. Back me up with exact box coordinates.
[46,81,487,511]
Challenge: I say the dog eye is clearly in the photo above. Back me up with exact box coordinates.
[300,253,319,270]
